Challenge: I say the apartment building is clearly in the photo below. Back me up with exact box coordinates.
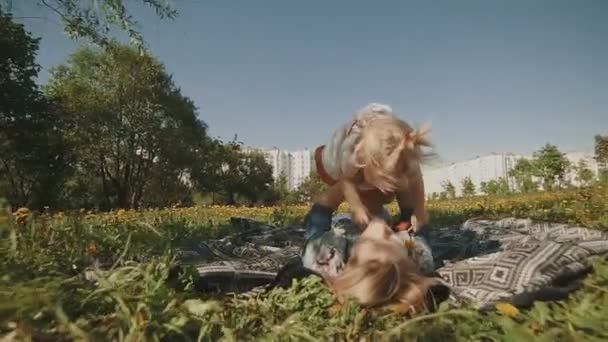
[252,147,314,190]
[423,150,599,196]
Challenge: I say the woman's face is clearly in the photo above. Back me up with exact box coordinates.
[357,219,409,262]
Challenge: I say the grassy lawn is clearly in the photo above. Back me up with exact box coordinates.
[1,186,607,341]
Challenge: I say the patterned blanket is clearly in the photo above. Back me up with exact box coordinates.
[175,217,608,309]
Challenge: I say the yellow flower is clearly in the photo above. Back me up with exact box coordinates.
[495,302,519,317]
[115,209,129,222]
[15,207,30,216]
[14,207,31,225]
[87,242,98,255]
[386,302,413,314]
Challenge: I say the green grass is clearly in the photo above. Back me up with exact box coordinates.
[1,188,607,341]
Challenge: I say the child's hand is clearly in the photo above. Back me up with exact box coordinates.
[414,209,429,228]
[352,207,370,228]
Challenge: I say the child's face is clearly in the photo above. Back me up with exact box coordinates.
[361,172,406,195]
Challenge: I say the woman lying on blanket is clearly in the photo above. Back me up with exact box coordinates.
[325,218,447,313]
[304,102,431,242]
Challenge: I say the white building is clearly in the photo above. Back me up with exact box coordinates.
[248,146,315,190]
[263,148,292,183]
[422,150,599,196]
[422,153,523,196]
[289,149,313,190]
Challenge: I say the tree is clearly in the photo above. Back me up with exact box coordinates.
[480,181,488,195]
[595,135,608,184]
[273,173,290,201]
[461,176,475,197]
[208,140,243,205]
[599,170,608,185]
[46,42,209,209]
[574,160,594,187]
[266,173,301,205]
[508,158,537,193]
[532,144,570,190]
[441,180,456,199]
[480,180,496,196]
[297,171,329,203]
[495,177,511,195]
[193,140,275,206]
[0,10,70,208]
[479,177,511,196]
[237,151,274,206]
[1,0,177,52]
[190,138,231,204]
[594,135,608,169]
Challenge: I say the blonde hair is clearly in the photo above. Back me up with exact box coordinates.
[347,106,431,193]
[325,220,439,313]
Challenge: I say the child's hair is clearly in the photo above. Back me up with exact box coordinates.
[350,107,432,193]
[325,219,440,313]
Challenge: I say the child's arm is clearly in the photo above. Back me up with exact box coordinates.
[341,179,370,228]
[315,182,344,210]
[303,183,343,241]
[315,177,370,227]
[395,171,428,228]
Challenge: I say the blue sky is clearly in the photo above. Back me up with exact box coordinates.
[10,0,608,164]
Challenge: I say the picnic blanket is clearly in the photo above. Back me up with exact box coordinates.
[175,216,608,309]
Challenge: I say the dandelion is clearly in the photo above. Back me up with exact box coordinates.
[55,211,65,221]
[14,207,31,225]
[115,209,129,222]
[495,302,519,317]
[87,242,98,255]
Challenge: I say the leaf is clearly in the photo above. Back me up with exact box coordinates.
[494,316,537,341]
[182,299,221,317]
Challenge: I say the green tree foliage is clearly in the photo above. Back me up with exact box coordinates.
[273,173,290,201]
[267,173,300,205]
[532,144,571,190]
[190,138,231,204]
[599,170,608,185]
[207,141,243,206]
[595,135,608,168]
[192,140,275,206]
[46,42,209,209]
[1,0,177,52]
[509,158,538,193]
[595,135,608,185]
[296,171,329,203]
[480,178,511,196]
[574,160,594,187]
[479,181,490,195]
[441,180,456,199]
[461,176,476,197]
[0,10,69,208]
[237,151,274,206]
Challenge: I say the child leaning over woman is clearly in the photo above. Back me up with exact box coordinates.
[303,102,432,243]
